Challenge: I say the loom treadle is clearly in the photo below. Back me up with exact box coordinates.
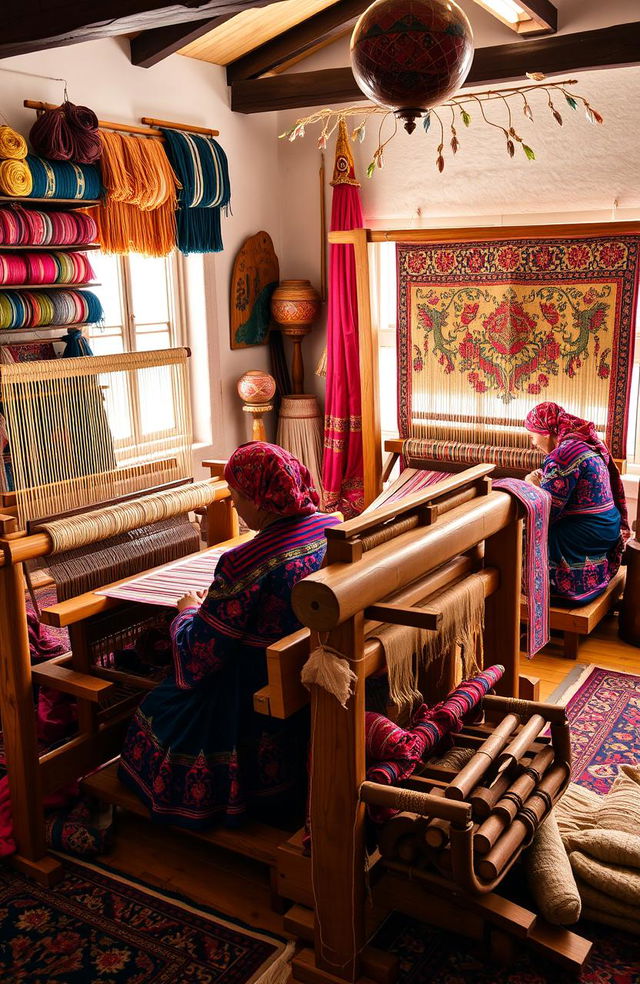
[292,948,377,984]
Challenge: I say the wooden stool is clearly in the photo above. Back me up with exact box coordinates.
[521,567,626,659]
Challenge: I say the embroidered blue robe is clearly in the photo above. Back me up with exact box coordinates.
[540,440,622,603]
[119,512,340,828]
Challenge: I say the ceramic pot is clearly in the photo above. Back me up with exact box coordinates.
[270,280,321,332]
[236,370,276,406]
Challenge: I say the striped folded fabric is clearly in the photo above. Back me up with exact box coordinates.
[0,251,95,285]
[0,207,97,246]
[0,289,103,329]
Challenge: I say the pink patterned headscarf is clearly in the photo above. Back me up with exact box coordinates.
[224,442,319,518]
[524,401,629,542]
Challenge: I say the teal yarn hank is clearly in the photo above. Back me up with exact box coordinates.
[160,129,230,254]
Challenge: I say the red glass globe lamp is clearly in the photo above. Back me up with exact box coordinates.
[350,0,474,134]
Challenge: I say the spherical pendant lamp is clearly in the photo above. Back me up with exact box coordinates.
[350,0,474,134]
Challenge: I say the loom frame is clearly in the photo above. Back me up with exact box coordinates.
[335,221,640,506]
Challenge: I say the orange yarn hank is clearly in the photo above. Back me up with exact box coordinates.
[96,131,180,256]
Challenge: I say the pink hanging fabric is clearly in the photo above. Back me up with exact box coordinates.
[322,121,365,518]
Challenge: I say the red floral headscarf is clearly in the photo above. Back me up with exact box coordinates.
[524,401,629,542]
[224,442,319,518]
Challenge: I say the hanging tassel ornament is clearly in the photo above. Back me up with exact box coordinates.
[301,641,357,708]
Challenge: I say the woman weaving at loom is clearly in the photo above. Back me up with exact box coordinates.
[524,401,629,603]
[119,443,341,828]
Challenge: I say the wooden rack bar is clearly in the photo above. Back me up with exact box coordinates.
[140,116,219,136]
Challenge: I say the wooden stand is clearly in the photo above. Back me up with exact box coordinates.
[242,400,273,441]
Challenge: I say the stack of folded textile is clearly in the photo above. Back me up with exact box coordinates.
[527,764,640,931]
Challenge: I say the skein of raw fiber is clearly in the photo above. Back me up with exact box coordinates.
[160,128,230,254]
[29,102,101,164]
[0,126,28,160]
[0,159,33,196]
[96,130,178,256]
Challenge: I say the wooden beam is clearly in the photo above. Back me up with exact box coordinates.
[226,0,370,83]
[0,0,278,60]
[231,21,640,113]
[131,15,231,68]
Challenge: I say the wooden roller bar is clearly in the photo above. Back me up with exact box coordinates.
[495,714,547,773]
[293,491,516,631]
[444,715,521,802]
[360,781,472,826]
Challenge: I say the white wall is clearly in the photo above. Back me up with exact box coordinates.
[0,37,281,463]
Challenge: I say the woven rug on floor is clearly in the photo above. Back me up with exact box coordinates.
[371,911,640,984]
[549,664,640,795]
[0,857,292,984]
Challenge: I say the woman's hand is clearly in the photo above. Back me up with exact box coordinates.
[524,470,542,486]
[177,589,207,612]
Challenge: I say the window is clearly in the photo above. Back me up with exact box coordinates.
[626,304,640,471]
[88,253,186,451]
[88,252,184,356]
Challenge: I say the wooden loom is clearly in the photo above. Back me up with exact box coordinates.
[0,347,238,883]
[0,463,593,974]
[335,221,640,505]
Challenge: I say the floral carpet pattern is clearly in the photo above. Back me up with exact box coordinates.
[373,912,640,984]
[562,665,640,795]
[0,858,286,983]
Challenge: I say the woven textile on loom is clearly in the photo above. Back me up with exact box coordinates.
[0,208,97,246]
[396,233,640,464]
[161,128,231,254]
[365,664,504,822]
[368,575,486,724]
[368,471,551,657]
[95,131,178,256]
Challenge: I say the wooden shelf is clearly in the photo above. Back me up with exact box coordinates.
[0,243,100,252]
[0,282,100,290]
[0,197,100,210]
[0,322,94,336]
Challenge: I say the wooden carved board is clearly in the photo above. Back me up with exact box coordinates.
[230,230,279,350]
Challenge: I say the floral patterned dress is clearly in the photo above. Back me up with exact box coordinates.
[119,511,340,828]
[541,439,622,603]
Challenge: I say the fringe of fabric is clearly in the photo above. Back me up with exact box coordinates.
[252,941,295,984]
[369,576,485,722]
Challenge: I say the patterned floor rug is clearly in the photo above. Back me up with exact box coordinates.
[0,857,291,984]
[372,911,640,984]
[552,664,640,795]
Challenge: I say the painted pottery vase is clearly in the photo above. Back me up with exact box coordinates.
[350,0,474,133]
[236,370,276,406]
[270,280,321,334]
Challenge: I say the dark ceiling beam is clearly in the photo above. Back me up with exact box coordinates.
[515,0,557,35]
[131,14,229,67]
[231,21,640,114]
[226,0,370,84]
[0,0,277,60]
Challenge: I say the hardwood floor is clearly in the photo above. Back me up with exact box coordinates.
[101,612,639,938]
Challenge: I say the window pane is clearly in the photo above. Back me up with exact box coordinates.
[129,255,170,325]
[135,328,172,352]
[100,372,133,442]
[91,253,124,328]
[89,333,125,356]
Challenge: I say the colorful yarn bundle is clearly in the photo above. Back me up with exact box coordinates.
[0,159,32,197]
[160,128,230,254]
[60,326,94,357]
[0,289,103,329]
[0,251,95,286]
[0,207,97,246]
[25,155,102,200]
[29,102,101,165]
[95,131,178,256]
[0,126,28,161]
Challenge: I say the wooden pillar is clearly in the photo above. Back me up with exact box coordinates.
[0,557,61,883]
[309,613,366,982]
[483,517,523,698]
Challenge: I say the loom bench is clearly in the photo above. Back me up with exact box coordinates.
[520,567,625,659]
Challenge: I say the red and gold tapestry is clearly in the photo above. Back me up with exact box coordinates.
[397,234,640,461]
